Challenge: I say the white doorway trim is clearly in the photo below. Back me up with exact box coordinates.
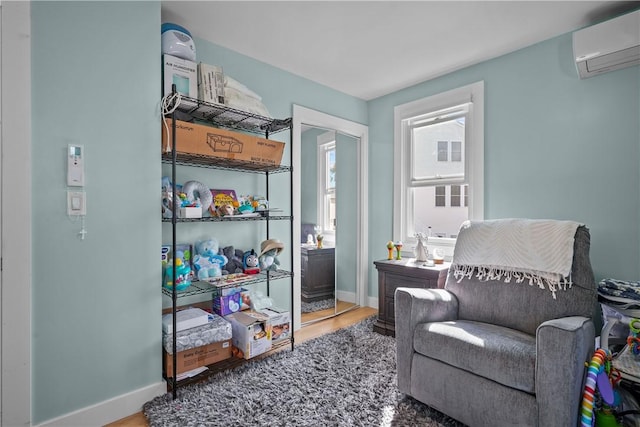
[1,2,32,425]
[292,105,369,331]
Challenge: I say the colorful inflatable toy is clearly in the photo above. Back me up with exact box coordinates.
[580,348,616,427]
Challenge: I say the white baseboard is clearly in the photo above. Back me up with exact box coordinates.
[334,290,377,310]
[335,289,355,304]
[367,296,378,310]
[35,381,166,427]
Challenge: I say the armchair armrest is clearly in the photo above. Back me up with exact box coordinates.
[536,316,595,427]
[394,288,459,394]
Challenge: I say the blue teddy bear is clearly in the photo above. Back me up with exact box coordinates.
[193,238,228,280]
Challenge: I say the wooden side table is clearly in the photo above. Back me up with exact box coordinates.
[301,246,335,302]
[373,259,449,336]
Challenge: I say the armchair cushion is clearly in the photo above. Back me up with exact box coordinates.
[414,320,536,393]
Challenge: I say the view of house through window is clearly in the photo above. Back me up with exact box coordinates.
[409,108,468,238]
[394,81,484,249]
[319,140,336,235]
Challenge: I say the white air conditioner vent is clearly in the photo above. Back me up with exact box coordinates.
[573,9,640,79]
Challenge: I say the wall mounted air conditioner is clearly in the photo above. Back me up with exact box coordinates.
[573,9,640,79]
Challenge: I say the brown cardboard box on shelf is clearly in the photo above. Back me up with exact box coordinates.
[163,339,231,378]
[161,119,285,166]
[225,311,272,360]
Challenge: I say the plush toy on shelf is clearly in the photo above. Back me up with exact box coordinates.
[193,238,228,280]
[243,249,260,274]
[258,238,284,271]
[221,246,244,275]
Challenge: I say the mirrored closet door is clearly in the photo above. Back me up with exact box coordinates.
[300,125,360,325]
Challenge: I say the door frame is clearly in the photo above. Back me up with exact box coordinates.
[2,2,32,425]
[292,105,369,330]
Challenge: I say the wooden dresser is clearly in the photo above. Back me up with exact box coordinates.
[301,246,335,302]
[373,259,449,336]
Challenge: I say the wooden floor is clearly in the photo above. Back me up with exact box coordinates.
[106,306,377,427]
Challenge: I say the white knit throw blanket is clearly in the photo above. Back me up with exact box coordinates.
[451,219,581,298]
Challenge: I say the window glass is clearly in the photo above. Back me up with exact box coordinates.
[451,185,461,207]
[319,141,336,234]
[451,140,462,162]
[437,141,448,162]
[393,81,484,254]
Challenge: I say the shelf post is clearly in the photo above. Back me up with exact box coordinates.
[170,84,178,399]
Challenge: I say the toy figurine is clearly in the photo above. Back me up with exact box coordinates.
[387,241,394,260]
[258,238,284,271]
[414,232,429,262]
[216,203,235,217]
[164,258,192,291]
[394,241,403,260]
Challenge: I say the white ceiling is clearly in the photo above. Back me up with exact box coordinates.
[162,1,639,100]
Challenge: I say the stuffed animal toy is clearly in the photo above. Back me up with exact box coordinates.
[243,249,260,274]
[258,238,284,271]
[216,203,234,217]
[193,238,228,280]
[221,246,243,275]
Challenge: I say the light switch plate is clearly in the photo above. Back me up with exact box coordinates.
[67,190,86,215]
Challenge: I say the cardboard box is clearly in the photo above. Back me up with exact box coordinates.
[161,119,285,166]
[179,206,202,218]
[164,339,231,378]
[261,307,291,343]
[198,62,225,104]
[212,292,243,316]
[226,311,272,359]
[162,307,210,334]
[163,54,197,100]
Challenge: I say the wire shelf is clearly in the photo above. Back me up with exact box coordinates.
[162,214,290,223]
[174,97,291,135]
[162,270,293,298]
[161,152,291,174]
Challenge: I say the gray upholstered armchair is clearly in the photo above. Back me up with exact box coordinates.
[395,219,597,427]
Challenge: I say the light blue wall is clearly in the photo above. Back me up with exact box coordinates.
[30,3,367,422]
[31,1,161,423]
[368,33,640,298]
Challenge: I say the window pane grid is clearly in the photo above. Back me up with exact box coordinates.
[394,81,483,246]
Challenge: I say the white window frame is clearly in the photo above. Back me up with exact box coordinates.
[393,81,484,258]
[316,131,336,241]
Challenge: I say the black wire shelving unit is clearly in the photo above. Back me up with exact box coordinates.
[164,93,294,398]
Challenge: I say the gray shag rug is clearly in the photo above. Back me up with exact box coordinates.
[301,297,335,313]
[143,316,465,427]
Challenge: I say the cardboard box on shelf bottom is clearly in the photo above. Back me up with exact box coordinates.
[164,339,231,378]
[161,119,285,166]
[261,307,291,343]
[226,311,272,360]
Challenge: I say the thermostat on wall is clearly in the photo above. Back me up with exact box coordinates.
[67,144,85,187]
